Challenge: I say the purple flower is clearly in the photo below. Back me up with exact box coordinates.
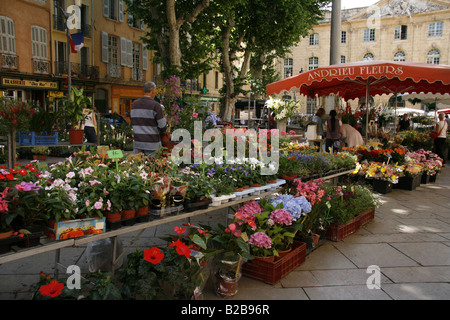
[15,181,41,192]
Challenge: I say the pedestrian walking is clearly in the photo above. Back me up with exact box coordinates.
[325,110,341,153]
[130,81,168,157]
[433,112,448,166]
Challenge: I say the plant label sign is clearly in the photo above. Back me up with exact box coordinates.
[107,149,124,159]
[107,149,124,171]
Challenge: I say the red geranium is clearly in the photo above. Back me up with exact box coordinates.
[174,226,186,234]
[144,247,164,265]
[169,239,191,258]
[39,280,64,298]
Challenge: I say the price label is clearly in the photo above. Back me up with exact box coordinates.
[107,149,124,159]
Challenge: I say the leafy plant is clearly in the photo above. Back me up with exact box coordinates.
[64,87,92,129]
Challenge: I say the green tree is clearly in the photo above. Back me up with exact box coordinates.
[124,0,212,80]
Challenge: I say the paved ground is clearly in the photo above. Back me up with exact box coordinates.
[1,166,449,300]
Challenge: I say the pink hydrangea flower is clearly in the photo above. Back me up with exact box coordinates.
[249,232,272,249]
[269,209,292,226]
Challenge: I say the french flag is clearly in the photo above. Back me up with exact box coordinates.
[69,32,84,53]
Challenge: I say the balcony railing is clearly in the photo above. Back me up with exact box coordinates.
[33,58,49,74]
[54,61,99,79]
[107,63,122,78]
[0,53,18,70]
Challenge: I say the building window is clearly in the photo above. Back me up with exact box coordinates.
[132,42,142,81]
[215,71,219,90]
[103,0,124,22]
[308,57,319,70]
[428,22,443,37]
[341,31,347,44]
[108,35,119,65]
[427,49,440,65]
[31,26,48,60]
[363,53,374,61]
[309,33,319,46]
[0,16,15,54]
[394,51,406,62]
[394,25,407,40]
[307,97,316,115]
[363,28,376,42]
[284,58,293,78]
[341,55,346,64]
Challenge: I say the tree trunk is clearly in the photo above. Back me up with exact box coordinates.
[166,0,182,70]
[220,18,235,122]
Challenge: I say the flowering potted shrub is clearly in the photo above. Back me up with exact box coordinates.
[265,97,301,132]
[63,87,92,144]
[278,154,300,180]
[0,98,35,134]
[211,211,254,298]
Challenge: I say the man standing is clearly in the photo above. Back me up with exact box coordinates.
[130,82,167,157]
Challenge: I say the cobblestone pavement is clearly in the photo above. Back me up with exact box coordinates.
[1,167,449,300]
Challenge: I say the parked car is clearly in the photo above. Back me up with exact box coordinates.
[102,113,128,126]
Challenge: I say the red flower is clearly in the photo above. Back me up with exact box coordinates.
[29,167,37,172]
[174,226,186,234]
[9,168,17,174]
[18,169,27,176]
[6,173,14,180]
[197,229,209,235]
[144,247,164,265]
[169,239,191,258]
[39,280,64,298]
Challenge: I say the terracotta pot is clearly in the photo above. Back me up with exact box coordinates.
[32,155,39,160]
[136,206,149,216]
[235,187,243,192]
[268,179,277,184]
[39,155,47,161]
[122,209,136,219]
[254,255,275,263]
[312,233,320,245]
[276,246,292,260]
[69,129,84,144]
[280,174,298,180]
[106,212,122,222]
[0,230,13,240]
[242,185,250,189]
[252,183,261,187]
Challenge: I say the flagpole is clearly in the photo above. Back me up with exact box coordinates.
[57,5,71,98]
[66,19,71,98]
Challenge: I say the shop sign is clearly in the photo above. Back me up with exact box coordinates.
[2,78,58,90]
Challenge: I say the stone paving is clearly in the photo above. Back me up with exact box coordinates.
[0,167,449,300]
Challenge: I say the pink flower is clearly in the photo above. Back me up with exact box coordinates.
[269,209,292,226]
[249,232,272,249]
[94,200,103,210]
[192,112,198,119]
[289,130,296,135]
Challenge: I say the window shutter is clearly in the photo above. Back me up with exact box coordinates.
[118,0,124,22]
[103,0,109,17]
[8,18,15,54]
[101,31,109,63]
[120,37,127,66]
[142,44,148,70]
[127,39,132,67]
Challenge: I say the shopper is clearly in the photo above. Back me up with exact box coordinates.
[130,81,167,157]
[312,107,325,137]
[340,122,364,148]
[433,112,448,166]
[397,114,410,132]
[325,110,341,153]
[83,108,97,144]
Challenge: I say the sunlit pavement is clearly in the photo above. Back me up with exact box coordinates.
[0,166,449,300]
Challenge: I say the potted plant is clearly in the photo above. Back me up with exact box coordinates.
[64,87,92,144]
[31,146,49,161]
[211,215,254,298]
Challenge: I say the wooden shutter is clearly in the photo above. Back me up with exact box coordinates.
[103,0,109,17]
[120,37,127,66]
[127,39,132,67]
[142,44,148,70]
[118,0,124,22]
[101,31,109,63]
